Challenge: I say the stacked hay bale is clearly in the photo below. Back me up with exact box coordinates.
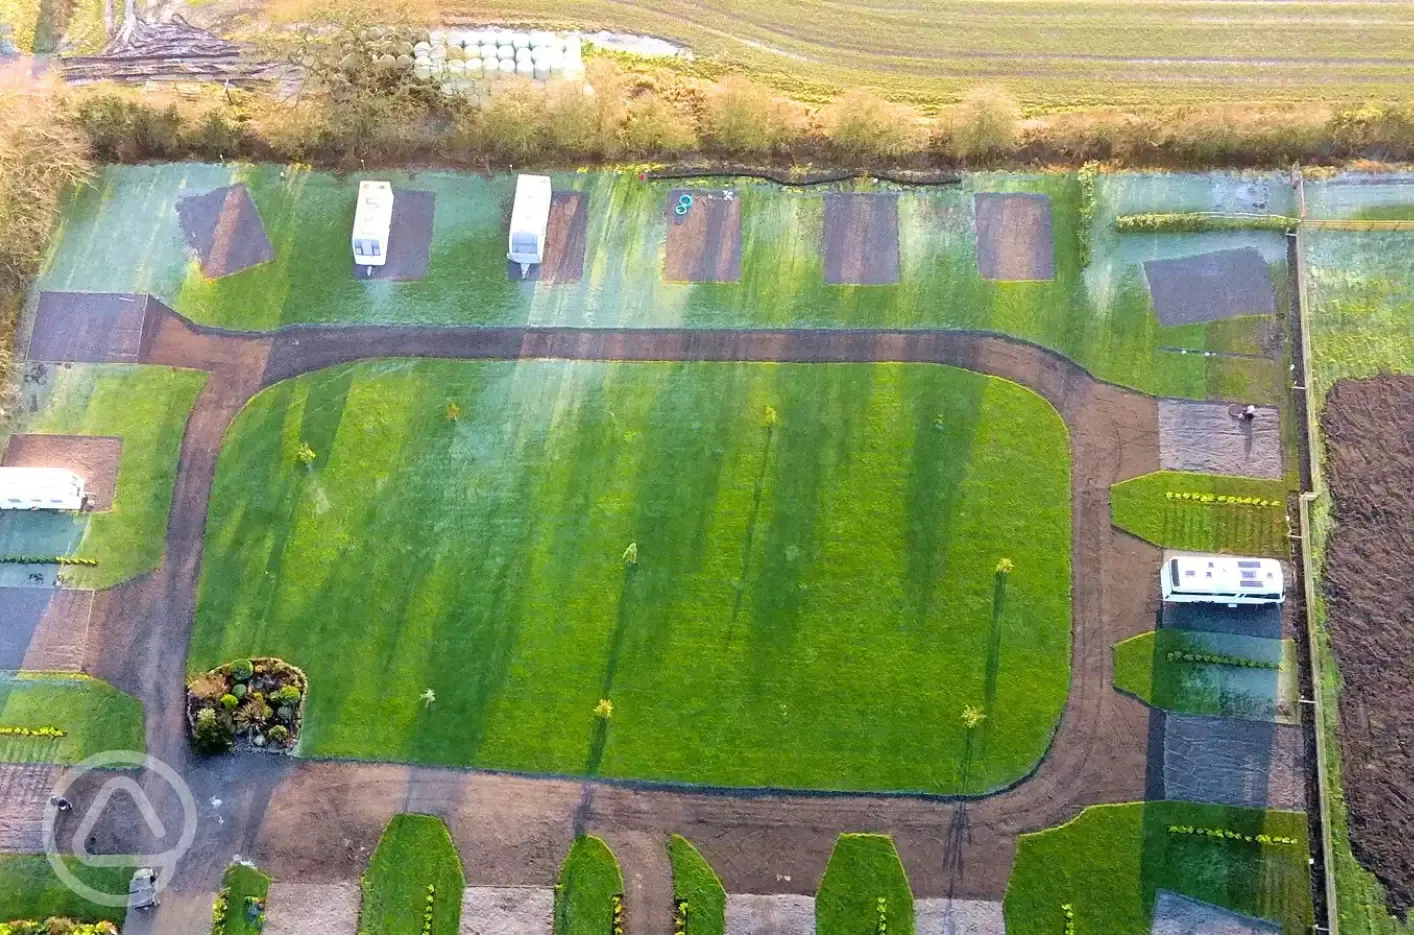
[412,28,586,96]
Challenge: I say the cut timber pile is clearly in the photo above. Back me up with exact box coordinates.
[62,15,286,84]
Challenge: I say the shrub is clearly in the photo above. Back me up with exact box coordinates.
[943,85,1020,161]
[188,672,228,702]
[822,90,921,163]
[295,443,317,466]
[482,80,549,163]
[700,75,804,157]
[232,682,248,699]
[230,658,254,682]
[219,693,240,711]
[193,706,234,754]
[271,684,301,705]
[1076,161,1099,267]
[268,724,289,744]
[1115,212,1298,233]
[620,92,697,157]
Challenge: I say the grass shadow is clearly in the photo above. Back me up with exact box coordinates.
[725,421,774,645]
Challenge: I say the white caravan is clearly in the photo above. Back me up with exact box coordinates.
[352,181,394,273]
[0,467,86,511]
[508,174,552,278]
[1161,555,1284,607]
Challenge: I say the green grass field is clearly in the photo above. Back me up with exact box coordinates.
[446,0,1414,110]
[220,863,273,935]
[39,164,1282,401]
[1110,471,1290,558]
[555,837,622,935]
[1113,630,1299,724]
[1004,802,1312,935]
[190,358,1070,794]
[668,836,725,935]
[360,815,465,935]
[0,674,144,763]
[0,363,208,589]
[816,835,914,935]
[0,854,137,924]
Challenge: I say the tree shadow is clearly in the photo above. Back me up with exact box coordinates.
[725,422,774,645]
[979,569,1010,761]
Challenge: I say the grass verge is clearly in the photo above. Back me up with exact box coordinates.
[0,854,136,924]
[217,862,272,935]
[668,835,725,935]
[816,834,914,935]
[1004,801,1312,935]
[555,836,623,935]
[1112,630,1299,723]
[359,814,465,935]
[0,673,144,763]
[1110,471,1289,557]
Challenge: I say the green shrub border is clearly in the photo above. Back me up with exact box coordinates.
[1115,212,1299,233]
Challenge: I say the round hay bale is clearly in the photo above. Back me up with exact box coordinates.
[479,43,496,60]
[466,57,484,73]
[511,32,530,49]
[515,59,533,75]
[496,45,513,60]
[498,57,515,74]
[514,46,531,62]
[447,59,466,74]
[397,40,414,55]
[429,29,445,44]
[445,44,464,60]
[414,40,431,53]
[397,53,413,66]
[533,63,550,80]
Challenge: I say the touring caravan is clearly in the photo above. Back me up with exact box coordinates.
[1160,556,1284,606]
[352,181,394,273]
[508,174,552,278]
[0,467,85,511]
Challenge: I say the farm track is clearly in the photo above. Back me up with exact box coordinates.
[50,305,1162,930]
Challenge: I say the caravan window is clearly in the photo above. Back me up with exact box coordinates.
[512,233,538,254]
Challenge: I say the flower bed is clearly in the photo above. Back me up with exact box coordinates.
[185,657,307,755]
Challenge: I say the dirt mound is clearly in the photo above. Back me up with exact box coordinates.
[177,184,274,279]
[1321,374,1414,914]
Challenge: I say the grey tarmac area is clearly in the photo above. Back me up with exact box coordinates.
[357,190,436,281]
[0,587,91,670]
[1157,399,1281,478]
[264,882,361,935]
[727,894,815,935]
[460,887,554,935]
[1161,713,1306,811]
[1143,247,1276,327]
[915,898,1006,935]
[1150,890,1280,935]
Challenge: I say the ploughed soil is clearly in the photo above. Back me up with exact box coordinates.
[506,191,589,283]
[1320,374,1414,915]
[822,193,900,285]
[177,184,275,279]
[1144,248,1276,328]
[27,292,148,363]
[974,193,1055,282]
[1,433,122,510]
[359,190,435,282]
[664,189,743,283]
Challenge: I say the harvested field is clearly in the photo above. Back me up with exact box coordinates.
[0,588,92,671]
[361,190,436,282]
[822,193,899,285]
[460,887,553,935]
[1161,714,1305,811]
[1,434,122,511]
[264,882,360,935]
[176,184,275,279]
[1157,400,1282,478]
[506,191,589,283]
[1143,248,1276,327]
[27,292,148,363]
[1321,374,1414,914]
[974,194,1054,282]
[726,895,814,935]
[664,190,743,283]
[1150,890,1281,935]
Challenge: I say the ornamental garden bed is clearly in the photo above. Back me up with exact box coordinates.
[185,657,307,755]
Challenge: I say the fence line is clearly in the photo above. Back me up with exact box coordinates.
[1304,217,1414,231]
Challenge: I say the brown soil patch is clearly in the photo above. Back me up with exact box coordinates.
[664,190,742,283]
[506,191,589,283]
[1321,374,1414,915]
[358,190,436,282]
[0,587,92,671]
[1144,248,1276,327]
[177,184,275,279]
[2,433,121,510]
[822,193,899,285]
[1157,399,1282,478]
[26,292,148,363]
[974,193,1055,282]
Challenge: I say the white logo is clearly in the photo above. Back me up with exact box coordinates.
[42,751,198,908]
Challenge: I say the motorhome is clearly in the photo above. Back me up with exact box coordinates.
[0,467,85,511]
[352,181,394,272]
[507,174,552,278]
[1160,555,1284,606]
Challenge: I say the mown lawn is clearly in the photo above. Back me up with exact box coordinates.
[43,164,1281,400]
[220,863,273,935]
[0,674,144,763]
[0,364,207,589]
[555,836,622,935]
[191,359,1071,795]
[1112,630,1300,723]
[1004,802,1312,935]
[668,835,725,935]
[360,815,465,935]
[1110,471,1290,558]
[0,854,137,924]
[816,835,914,935]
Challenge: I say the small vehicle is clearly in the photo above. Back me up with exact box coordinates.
[508,174,552,278]
[1160,555,1284,607]
[352,180,394,273]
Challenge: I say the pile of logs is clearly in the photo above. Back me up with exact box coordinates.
[61,13,287,84]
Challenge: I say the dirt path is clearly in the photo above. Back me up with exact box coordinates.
[71,307,1160,914]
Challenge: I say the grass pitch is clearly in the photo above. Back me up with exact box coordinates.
[360,814,465,935]
[555,837,622,935]
[816,835,914,935]
[190,358,1071,794]
[0,674,144,764]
